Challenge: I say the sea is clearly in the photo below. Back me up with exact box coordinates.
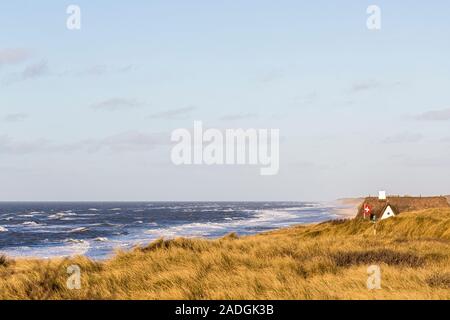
[0,202,340,259]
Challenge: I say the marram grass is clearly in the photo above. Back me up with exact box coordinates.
[1,208,449,300]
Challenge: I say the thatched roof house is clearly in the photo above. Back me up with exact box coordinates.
[356,196,450,220]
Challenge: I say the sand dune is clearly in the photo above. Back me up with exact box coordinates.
[1,207,449,299]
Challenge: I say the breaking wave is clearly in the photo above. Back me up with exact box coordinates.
[0,202,337,259]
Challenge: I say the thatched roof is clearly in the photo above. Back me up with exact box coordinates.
[356,196,450,220]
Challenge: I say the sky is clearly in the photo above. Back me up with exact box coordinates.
[1,1,450,201]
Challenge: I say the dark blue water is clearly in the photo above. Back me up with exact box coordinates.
[0,202,338,259]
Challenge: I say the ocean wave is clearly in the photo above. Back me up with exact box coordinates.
[144,209,302,240]
[0,240,90,259]
[102,222,123,227]
[21,221,44,227]
[69,227,90,233]
[0,202,332,260]
[48,212,77,219]
[278,206,314,211]
[48,213,65,219]
[61,217,78,221]
[65,238,88,244]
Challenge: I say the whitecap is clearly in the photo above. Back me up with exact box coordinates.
[1,240,90,259]
[61,217,77,221]
[103,222,122,227]
[143,208,304,240]
[21,221,43,227]
[69,227,89,233]
[65,238,87,244]
[93,237,108,242]
[49,213,65,219]
[48,212,76,219]
[0,226,8,232]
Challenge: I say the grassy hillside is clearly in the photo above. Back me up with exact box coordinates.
[1,208,450,300]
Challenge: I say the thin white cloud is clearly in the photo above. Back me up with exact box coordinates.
[413,108,450,121]
[148,106,196,119]
[91,98,144,111]
[382,132,423,144]
[351,80,381,92]
[2,60,49,85]
[295,92,318,105]
[391,154,450,167]
[0,131,169,155]
[74,64,136,77]
[90,131,168,152]
[350,80,402,93]
[259,69,285,83]
[0,48,32,66]
[289,161,330,170]
[22,60,48,79]
[0,135,52,154]
[3,113,28,122]
[219,113,258,121]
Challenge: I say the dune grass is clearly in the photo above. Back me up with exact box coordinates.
[0,208,449,300]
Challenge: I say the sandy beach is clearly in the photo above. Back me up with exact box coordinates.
[331,198,363,218]
[1,206,449,300]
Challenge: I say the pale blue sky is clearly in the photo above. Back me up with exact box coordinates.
[1,1,450,201]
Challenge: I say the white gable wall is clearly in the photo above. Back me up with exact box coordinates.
[381,205,396,220]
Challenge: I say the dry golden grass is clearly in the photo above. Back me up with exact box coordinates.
[1,208,450,300]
